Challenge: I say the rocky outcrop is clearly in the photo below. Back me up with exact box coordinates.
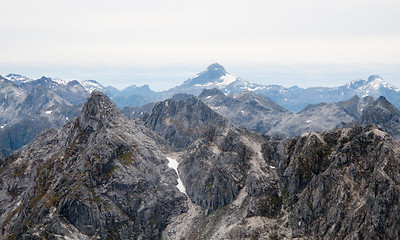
[337,96,400,141]
[263,125,400,239]
[201,90,400,142]
[141,96,228,151]
[179,128,252,212]
[199,89,291,135]
[2,88,400,240]
[0,91,186,239]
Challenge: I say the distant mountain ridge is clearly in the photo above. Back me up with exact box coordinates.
[199,88,400,141]
[1,64,399,156]
[5,64,400,112]
[164,64,400,112]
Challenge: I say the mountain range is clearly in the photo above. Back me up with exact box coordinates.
[0,63,399,239]
[1,64,400,158]
[4,63,400,113]
[158,63,400,112]
[1,91,400,239]
[198,89,400,141]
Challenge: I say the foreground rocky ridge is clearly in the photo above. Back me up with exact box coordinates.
[0,92,186,239]
[264,125,400,239]
[1,92,400,239]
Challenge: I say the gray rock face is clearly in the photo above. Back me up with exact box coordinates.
[0,91,186,239]
[337,96,400,141]
[2,69,400,240]
[200,89,400,141]
[0,78,81,156]
[200,88,357,138]
[1,89,400,240]
[127,91,281,218]
[199,88,292,134]
[262,125,400,239]
[179,127,253,212]
[140,95,228,151]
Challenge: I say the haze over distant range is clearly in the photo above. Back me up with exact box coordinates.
[1,0,399,90]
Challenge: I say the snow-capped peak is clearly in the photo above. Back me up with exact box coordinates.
[352,75,400,97]
[81,80,105,93]
[193,72,240,88]
[364,75,395,90]
[4,74,32,84]
[52,78,70,85]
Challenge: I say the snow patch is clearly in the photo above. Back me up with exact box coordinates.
[4,74,31,83]
[217,74,237,86]
[167,157,186,194]
[82,80,104,93]
[53,78,69,85]
[190,74,199,79]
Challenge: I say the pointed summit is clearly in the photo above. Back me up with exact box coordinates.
[180,63,238,89]
[198,88,225,98]
[206,63,227,74]
[367,75,382,82]
[78,91,122,132]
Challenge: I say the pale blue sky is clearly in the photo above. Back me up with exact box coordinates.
[1,0,399,90]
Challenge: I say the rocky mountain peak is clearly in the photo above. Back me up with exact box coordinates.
[180,63,231,88]
[170,93,193,101]
[38,76,52,82]
[360,95,400,125]
[372,96,400,115]
[367,74,382,82]
[4,73,32,84]
[78,91,123,132]
[206,63,227,73]
[67,80,81,86]
[198,88,225,98]
[347,79,367,89]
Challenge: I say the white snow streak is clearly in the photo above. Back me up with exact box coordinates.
[167,157,186,194]
[218,74,237,86]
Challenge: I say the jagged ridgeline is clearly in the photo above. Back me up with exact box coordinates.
[0,92,187,239]
[2,67,400,158]
[1,91,400,239]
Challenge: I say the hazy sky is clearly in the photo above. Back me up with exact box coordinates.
[1,0,399,90]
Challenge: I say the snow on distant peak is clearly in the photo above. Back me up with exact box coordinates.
[364,76,397,91]
[4,74,32,83]
[217,73,238,86]
[52,78,70,85]
[188,74,199,80]
[81,80,105,93]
